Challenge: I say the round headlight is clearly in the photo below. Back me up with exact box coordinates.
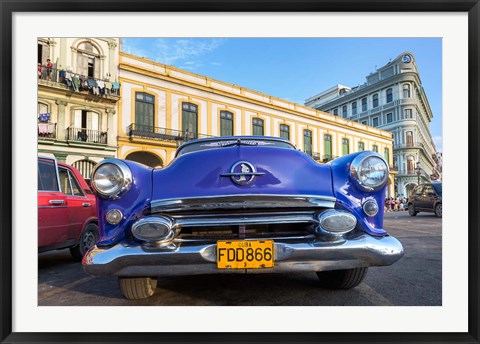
[350,153,388,191]
[92,160,132,198]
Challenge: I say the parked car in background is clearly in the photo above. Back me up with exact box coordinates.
[38,156,99,261]
[408,182,442,217]
[83,136,404,300]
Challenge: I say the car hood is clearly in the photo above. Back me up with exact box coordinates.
[151,145,334,201]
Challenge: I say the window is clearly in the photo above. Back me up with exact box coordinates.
[405,109,413,119]
[403,84,411,98]
[361,97,367,112]
[414,185,424,195]
[372,145,378,152]
[386,113,393,123]
[252,118,264,136]
[386,88,393,103]
[342,105,347,118]
[182,102,198,139]
[351,101,357,115]
[59,167,84,196]
[38,158,59,192]
[303,130,312,156]
[358,142,365,151]
[372,94,379,108]
[220,111,234,136]
[372,117,379,127]
[384,148,390,164]
[38,41,50,66]
[333,109,338,116]
[342,138,349,155]
[135,93,154,131]
[406,131,414,146]
[424,185,436,196]
[324,134,332,159]
[279,124,290,140]
[76,41,100,78]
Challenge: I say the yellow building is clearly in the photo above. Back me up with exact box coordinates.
[117,52,396,196]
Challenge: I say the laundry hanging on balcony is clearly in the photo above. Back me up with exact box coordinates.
[38,112,50,122]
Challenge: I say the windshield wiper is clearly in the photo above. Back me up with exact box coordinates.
[221,139,259,148]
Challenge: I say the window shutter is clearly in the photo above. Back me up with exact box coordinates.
[73,110,82,128]
[94,57,100,79]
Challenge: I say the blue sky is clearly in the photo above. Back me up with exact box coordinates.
[122,38,442,152]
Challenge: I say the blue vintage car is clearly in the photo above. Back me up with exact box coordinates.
[83,136,404,300]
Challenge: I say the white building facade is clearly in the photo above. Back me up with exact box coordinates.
[305,52,441,197]
[37,38,120,179]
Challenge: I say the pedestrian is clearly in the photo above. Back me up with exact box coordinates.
[37,63,42,78]
[46,59,53,80]
[390,198,395,211]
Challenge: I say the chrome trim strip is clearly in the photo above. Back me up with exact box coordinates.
[173,212,318,227]
[151,195,336,213]
[83,234,404,277]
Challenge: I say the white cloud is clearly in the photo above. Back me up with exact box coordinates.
[121,38,226,68]
[152,38,225,65]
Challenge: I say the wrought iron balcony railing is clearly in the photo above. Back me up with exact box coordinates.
[66,127,108,144]
[38,65,120,96]
[127,124,213,144]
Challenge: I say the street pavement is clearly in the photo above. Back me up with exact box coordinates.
[38,211,442,306]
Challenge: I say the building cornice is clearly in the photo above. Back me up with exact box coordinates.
[119,53,393,142]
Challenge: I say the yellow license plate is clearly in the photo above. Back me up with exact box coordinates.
[217,240,274,269]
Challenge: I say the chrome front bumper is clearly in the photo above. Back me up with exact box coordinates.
[82,234,404,277]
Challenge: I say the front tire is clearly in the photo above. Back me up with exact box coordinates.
[408,204,418,216]
[316,267,368,289]
[119,277,157,300]
[70,223,98,261]
[435,203,442,217]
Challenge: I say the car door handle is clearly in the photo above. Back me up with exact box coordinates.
[49,200,65,205]
[82,203,91,207]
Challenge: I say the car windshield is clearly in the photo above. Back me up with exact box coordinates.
[176,137,296,157]
[432,183,442,195]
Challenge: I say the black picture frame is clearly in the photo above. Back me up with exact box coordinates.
[1,1,479,343]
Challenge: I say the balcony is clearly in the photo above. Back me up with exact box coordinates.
[127,124,214,145]
[38,122,56,139]
[38,65,120,98]
[66,127,108,144]
[394,142,425,150]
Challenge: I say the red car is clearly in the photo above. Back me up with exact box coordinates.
[38,156,98,260]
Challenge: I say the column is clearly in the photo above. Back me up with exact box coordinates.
[106,108,116,146]
[107,40,118,81]
[55,100,68,141]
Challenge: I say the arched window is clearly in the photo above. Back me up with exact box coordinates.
[406,131,414,146]
[386,88,393,103]
[76,41,101,78]
[358,142,365,151]
[220,111,234,136]
[372,94,379,108]
[342,105,348,118]
[351,101,357,115]
[72,160,97,180]
[407,155,415,174]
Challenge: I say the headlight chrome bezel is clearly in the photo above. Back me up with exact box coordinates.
[91,160,133,199]
[350,152,389,192]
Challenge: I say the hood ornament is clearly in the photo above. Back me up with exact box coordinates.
[221,161,265,185]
